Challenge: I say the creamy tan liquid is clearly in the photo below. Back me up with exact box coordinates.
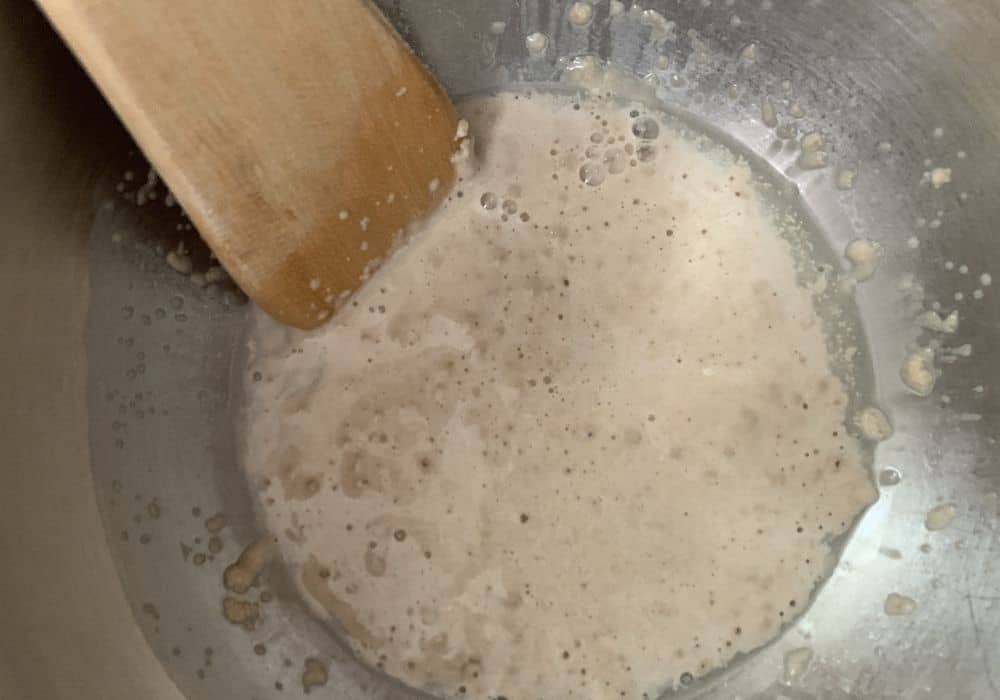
[239,92,877,700]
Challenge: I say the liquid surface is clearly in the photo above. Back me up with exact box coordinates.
[238,92,877,700]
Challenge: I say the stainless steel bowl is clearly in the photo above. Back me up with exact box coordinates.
[2,0,998,698]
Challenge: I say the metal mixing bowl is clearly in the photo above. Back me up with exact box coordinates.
[2,0,998,698]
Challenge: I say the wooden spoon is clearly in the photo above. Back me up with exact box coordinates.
[38,0,460,329]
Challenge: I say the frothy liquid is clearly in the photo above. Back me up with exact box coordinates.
[239,92,877,700]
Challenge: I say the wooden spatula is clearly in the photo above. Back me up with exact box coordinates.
[37,0,460,329]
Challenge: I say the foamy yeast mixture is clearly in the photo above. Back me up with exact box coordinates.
[239,92,877,700]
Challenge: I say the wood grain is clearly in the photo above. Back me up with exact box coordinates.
[37,0,459,328]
